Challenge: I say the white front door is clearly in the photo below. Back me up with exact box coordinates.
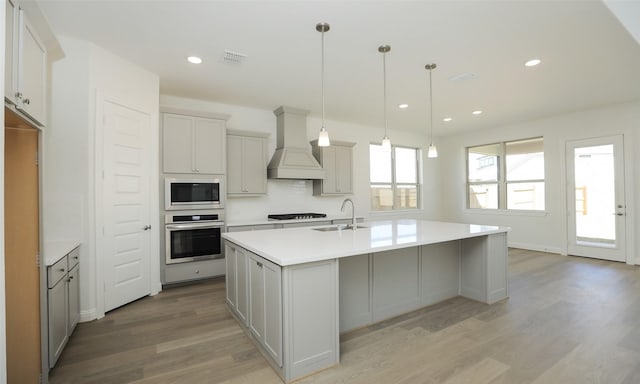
[566,135,627,262]
[102,100,151,312]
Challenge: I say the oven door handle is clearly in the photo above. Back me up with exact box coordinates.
[166,222,224,230]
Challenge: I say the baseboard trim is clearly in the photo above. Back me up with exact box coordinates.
[80,309,97,323]
[508,242,562,255]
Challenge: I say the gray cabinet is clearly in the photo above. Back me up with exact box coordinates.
[163,258,225,284]
[47,256,68,368]
[47,246,80,368]
[162,112,226,174]
[5,0,47,126]
[225,241,340,382]
[311,140,355,196]
[5,0,16,103]
[225,243,249,325]
[67,263,80,333]
[247,252,283,367]
[227,130,269,196]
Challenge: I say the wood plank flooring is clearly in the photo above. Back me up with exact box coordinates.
[49,249,640,384]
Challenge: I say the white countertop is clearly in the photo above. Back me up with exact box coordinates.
[222,219,510,266]
[44,240,81,266]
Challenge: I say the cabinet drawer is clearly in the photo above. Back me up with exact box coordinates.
[47,256,67,288]
[67,247,80,270]
[164,259,225,284]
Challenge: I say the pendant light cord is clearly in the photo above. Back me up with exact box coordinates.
[429,67,433,144]
[321,28,326,129]
[383,50,388,137]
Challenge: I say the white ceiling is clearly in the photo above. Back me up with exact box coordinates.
[37,0,640,137]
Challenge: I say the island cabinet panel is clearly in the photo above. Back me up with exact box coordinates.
[339,254,372,332]
[283,260,339,381]
[225,244,237,310]
[420,241,461,306]
[236,248,249,324]
[248,252,283,367]
[486,232,508,303]
[459,233,508,304]
[372,247,420,322]
[248,254,266,341]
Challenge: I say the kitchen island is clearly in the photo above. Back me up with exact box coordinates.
[222,219,510,383]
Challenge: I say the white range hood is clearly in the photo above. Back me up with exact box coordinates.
[267,106,325,180]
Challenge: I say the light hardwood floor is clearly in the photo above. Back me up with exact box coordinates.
[49,249,640,384]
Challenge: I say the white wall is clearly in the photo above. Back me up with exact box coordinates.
[437,101,639,263]
[160,95,435,222]
[0,2,7,382]
[47,35,160,321]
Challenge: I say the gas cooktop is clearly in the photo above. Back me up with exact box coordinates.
[268,213,327,221]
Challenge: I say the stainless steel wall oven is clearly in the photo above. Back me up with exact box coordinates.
[165,211,225,264]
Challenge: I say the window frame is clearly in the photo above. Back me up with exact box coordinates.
[370,143,421,211]
[466,137,545,212]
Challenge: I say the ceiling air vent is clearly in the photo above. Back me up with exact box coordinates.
[222,50,247,64]
[448,72,475,82]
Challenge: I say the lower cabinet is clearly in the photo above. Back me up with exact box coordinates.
[67,263,80,333]
[47,265,67,368]
[163,258,226,284]
[47,246,80,368]
[225,244,250,325]
[248,251,283,367]
[226,244,283,368]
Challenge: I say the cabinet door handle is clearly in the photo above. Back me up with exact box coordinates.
[15,92,22,99]
[58,268,66,272]
[23,98,30,105]
[69,276,74,280]
[143,225,152,230]
[257,261,263,268]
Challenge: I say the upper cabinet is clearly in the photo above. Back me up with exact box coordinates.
[311,140,356,196]
[5,0,47,127]
[227,130,269,196]
[162,112,227,175]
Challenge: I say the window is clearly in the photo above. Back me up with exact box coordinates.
[467,137,544,211]
[370,144,420,211]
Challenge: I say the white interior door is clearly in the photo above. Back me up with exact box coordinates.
[103,100,151,312]
[566,135,626,262]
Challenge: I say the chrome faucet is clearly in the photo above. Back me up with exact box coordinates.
[340,198,357,229]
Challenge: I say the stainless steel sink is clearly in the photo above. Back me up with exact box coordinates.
[312,224,367,232]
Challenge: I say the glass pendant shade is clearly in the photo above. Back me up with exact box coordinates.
[381,136,391,152]
[427,143,438,158]
[318,127,330,147]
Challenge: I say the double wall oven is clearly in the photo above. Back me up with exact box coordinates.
[164,176,225,265]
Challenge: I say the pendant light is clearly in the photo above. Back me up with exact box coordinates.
[425,63,438,158]
[379,45,391,152]
[316,22,331,147]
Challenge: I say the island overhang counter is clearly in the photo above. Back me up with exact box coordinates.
[222,219,510,383]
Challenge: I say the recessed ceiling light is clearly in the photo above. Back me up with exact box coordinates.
[443,117,452,122]
[398,104,409,109]
[472,110,483,115]
[524,58,541,67]
[187,56,203,64]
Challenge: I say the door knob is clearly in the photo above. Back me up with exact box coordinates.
[143,225,152,230]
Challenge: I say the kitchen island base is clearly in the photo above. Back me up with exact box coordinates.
[225,229,508,383]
